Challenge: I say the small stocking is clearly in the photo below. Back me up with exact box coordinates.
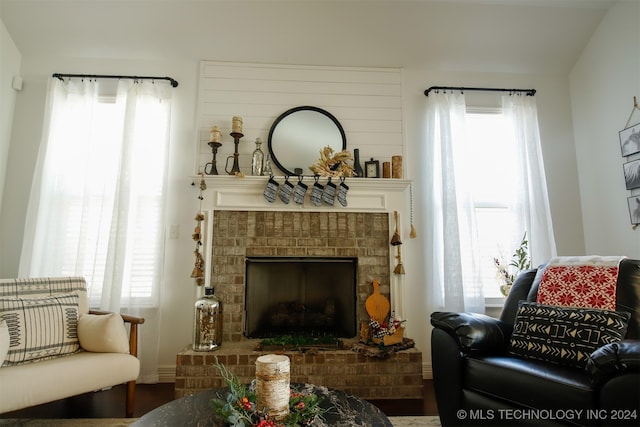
[337,177,349,207]
[279,176,294,204]
[310,176,324,207]
[263,176,279,203]
[293,177,308,205]
[322,178,337,206]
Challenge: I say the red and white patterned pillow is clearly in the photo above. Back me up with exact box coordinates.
[536,256,623,310]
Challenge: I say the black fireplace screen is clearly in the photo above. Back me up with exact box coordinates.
[244,257,357,338]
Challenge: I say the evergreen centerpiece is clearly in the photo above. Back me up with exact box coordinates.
[210,359,325,427]
[493,232,531,297]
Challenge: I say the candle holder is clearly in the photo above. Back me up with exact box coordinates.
[225,132,243,175]
[204,141,223,175]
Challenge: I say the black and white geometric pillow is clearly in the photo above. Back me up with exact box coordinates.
[0,292,81,366]
[509,301,630,368]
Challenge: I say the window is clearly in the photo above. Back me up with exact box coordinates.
[21,79,171,308]
[425,91,554,313]
[463,109,522,301]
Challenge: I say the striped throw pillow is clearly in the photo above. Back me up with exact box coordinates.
[0,292,81,366]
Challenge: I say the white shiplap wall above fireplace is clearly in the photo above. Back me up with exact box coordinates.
[194,61,405,177]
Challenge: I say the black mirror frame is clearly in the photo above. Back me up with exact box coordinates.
[267,106,347,176]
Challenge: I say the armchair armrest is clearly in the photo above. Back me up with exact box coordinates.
[430,311,513,356]
[88,310,145,357]
[586,340,640,386]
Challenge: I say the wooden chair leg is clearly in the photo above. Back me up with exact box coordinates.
[126,379,136,418]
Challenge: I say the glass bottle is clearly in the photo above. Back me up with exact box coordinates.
[252,137,265,176]
[263,153,273,176]
[193,287,223,351]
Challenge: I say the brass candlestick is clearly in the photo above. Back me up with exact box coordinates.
[225,132,243,175]
[204,141,222,175]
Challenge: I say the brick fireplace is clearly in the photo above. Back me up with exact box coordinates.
[175,176,423,400]
[210,210,391,342]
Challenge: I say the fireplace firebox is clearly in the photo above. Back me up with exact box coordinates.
[244,257,357,338]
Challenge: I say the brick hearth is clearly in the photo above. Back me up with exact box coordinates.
[175,341,423,400]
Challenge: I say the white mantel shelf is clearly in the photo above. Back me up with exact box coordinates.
[192,175,412,212]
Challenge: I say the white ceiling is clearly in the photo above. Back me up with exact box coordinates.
[0,0,617,74]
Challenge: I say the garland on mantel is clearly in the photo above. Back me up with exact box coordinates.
[191,175,206,286]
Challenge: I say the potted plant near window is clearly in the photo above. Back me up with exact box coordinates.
[493,233,531,297]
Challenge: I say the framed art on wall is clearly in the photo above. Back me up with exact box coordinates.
[623,159,640,190]
[628,196,640,225]
[619,123,640,157]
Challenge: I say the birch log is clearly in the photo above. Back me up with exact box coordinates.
[256,354,290,421]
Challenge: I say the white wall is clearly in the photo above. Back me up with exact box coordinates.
[0,19,21,225]
[0,19,591,378]
[570,0,640,258]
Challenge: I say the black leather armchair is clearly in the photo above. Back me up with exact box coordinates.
[430,258,640,426]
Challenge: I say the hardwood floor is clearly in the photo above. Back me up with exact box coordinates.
[371,380,438,417]
[0,380,438,419]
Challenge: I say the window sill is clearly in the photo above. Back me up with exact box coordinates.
[485,296,506,309]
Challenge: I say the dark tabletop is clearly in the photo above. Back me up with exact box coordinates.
[133,383,393,427]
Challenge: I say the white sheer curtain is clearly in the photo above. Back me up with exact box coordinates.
[503,94,557,265]
[20,77,172,382]
[423,91,484,313]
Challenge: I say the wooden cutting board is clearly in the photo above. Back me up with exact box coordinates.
[365,279,390,323]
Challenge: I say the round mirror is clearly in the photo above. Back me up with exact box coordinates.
[268,106,346,176]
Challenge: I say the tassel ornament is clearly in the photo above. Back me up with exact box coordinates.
[394,245,406,275]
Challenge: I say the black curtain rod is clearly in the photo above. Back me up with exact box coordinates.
[52,73,178,88]
[424,86,535,96]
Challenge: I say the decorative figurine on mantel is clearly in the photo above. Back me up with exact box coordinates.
[309,146,355,177]
[251,137,265,176]
[263,153,273,176]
